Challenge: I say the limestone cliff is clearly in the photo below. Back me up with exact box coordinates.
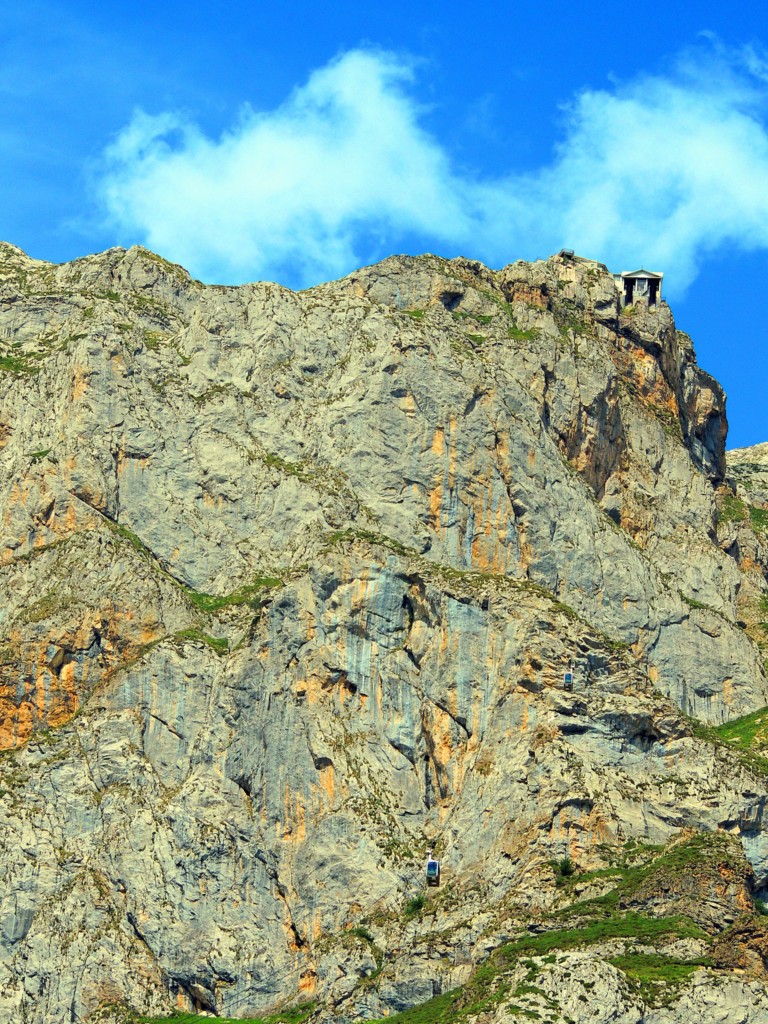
[1,244,767,1024]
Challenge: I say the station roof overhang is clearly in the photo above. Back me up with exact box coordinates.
[620,269,664,279]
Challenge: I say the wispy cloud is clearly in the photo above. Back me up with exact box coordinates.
[95,43,768,292]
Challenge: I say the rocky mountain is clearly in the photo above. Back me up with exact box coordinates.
[1,242,768,1024]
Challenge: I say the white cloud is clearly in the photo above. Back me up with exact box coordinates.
[526,49,768,289]
[97,50,473,286]
[96,44,768,293]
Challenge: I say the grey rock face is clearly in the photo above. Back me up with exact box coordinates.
[720,444,768,655]
[0,243,767,1023]
[729,442,768,506]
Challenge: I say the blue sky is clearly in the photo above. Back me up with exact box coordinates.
[3,1,768,447]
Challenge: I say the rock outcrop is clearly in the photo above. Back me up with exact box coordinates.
[0,244,767,1023]
[729,442,768,507]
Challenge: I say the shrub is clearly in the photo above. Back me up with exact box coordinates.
[404,894,426,918]
[557,856,575,878]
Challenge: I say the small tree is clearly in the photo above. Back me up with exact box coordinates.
[558,856,575,877]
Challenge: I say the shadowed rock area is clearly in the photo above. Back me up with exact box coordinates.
[1,243,768,1023]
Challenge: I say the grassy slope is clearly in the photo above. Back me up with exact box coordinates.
[362,833,750,1023]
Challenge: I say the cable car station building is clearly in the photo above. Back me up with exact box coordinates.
[556,251,664,309]
[613,269,663,308]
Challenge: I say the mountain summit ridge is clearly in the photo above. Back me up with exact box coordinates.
[1,243,767,1023]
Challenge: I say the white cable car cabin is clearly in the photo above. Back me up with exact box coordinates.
[426,852,440,887]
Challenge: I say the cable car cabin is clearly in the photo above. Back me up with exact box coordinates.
[426,858,440,887]
[563,671,574,691]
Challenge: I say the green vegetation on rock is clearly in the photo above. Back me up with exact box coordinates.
[608,952,712,1005]
[173,628,229,656]
[718,493,748,525]
[367,989,460,1024]
[712,705,768,755]
[27,448,52,462]
[750,505,768,535]
[507,324,538,341]
[555,830,742,924]
[142,329,165,351]
[363,836,732,1024]
[503,914,706,958]
[131,1001,315,1024]
[404,893,426,919]
[689,709,768,776]
[186,577,283,613]
[0,353,39,374]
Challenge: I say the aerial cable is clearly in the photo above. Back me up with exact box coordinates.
[161,814,456,1023]
[158,870,417,1024]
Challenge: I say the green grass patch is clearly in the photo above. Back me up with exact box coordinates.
[555,303,591,338]
[452,310,495,326]
[507,325,538,341]
[718,493,748,525]
[259,452,307,476]
[366,988,460,1024]
[327,527,416,558]
[108,521,154,559]
[133,295,166,310]
[106,515,281,622]
[565,866,626,886]
[501,914,705,961]
[688,711,768,777]
[554,831,736,927]
[383,900,707,1024]
[647,402,682,439]
[27,448,51,462]
[135,249,191,285]
[132,1000,315,1024]
[0,353,38,375]
[402,308,425,319]
[192,383,229,405]
[711,705,768,752]
[173,629,229,656]
[449,338,477,358]
[186,576,282,613]
[142,329,165,350]
[608,952,711,1005]
[24,590,63,624]
[750,506,768,536]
